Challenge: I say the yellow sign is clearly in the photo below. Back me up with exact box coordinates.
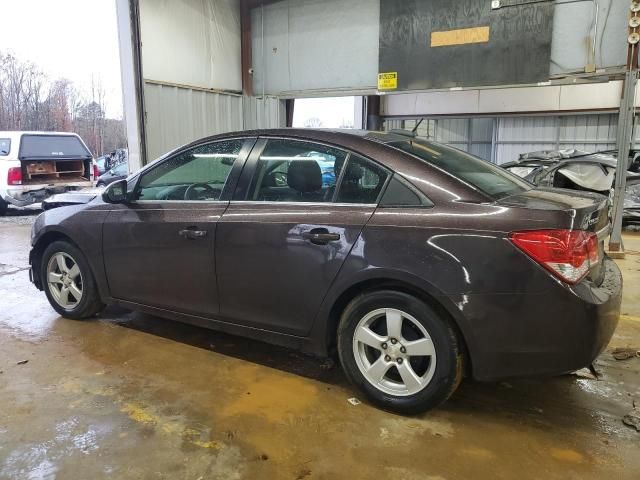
[431,26,490,47]
[378,72,398,90]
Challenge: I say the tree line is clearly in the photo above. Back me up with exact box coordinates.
[0,51,126,156]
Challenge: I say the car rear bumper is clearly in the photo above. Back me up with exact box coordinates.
[3,182,93,207]
[456,256,622,381]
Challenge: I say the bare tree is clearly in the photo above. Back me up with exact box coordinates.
[304,117,323,128]
[0,50,127,156]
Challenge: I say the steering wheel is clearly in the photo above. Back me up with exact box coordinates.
[184,182,218,200]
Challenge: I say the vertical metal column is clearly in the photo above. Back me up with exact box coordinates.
[609,69,638,252]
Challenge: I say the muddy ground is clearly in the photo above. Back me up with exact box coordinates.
[1,207,639,479]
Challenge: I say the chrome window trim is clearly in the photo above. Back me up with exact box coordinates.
[228,200,377,208]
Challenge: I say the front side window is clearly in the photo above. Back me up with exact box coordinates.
[136,140,243,201]
[390,139,531,200]
[0,138,10,156]
[248,139,347,202]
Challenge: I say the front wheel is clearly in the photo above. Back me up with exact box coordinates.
[41,240,104,319]
[337,290,463,414]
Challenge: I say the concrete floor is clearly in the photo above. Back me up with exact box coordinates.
[1,209,639,480]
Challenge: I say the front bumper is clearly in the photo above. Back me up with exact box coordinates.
[456,257,622,381]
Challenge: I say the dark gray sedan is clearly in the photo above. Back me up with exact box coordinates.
[96,162,129,187]
[28,129,622,413]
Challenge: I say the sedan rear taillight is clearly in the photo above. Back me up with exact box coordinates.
[7,167,22,185]
[510,229,599,284]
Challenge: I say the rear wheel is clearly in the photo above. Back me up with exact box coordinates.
[0,197,7,216]
[338,290,463,414]
[41,240,104,319]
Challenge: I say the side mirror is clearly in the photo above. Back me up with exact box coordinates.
[102,179,129,204]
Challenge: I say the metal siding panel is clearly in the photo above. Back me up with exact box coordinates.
[144,82,256,160]
[436,119,468,143]
[252,0,379,95]
[471,118,493,141]
[140,0,241,91]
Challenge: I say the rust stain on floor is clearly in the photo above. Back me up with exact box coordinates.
[221,364,318,423]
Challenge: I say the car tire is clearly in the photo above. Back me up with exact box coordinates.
[96,182,105,187]
[0,197,7,216]
[41,240,104,319]
[337,290,463,414]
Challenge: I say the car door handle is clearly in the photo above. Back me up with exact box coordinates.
[302,228,341,245]
[179,228,208,240]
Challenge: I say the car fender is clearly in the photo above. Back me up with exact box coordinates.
[30,205,111,300]
[308,261,479,362]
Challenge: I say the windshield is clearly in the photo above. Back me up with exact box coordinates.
[19,134,91,160]
[389,139,531,200]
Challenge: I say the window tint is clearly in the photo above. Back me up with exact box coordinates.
[19,135,91,159]
[380,174,431,207]
[335,154,389,204]
[0,138,10,156]
[137,140,243,201]
[390,139,530,200]
[248,139,347,202]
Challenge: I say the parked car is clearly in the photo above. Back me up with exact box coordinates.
[97,162,129,187]
[29,129,621,413]
[0,131,97,215]
[95,155,110,176]
[502,149,640,222]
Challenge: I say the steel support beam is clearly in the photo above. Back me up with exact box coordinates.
[609,69,637,252]
[366,96,382,131]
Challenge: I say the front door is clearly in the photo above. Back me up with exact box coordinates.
[103,138,253,317]
[216,138,391,335]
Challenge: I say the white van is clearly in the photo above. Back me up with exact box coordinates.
[0,132,96,215]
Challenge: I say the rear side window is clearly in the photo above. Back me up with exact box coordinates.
[248,139,347,202]
[0,138,10,156]
[19,135,91,159]
[380,174,432,207]
[390,139,530,200]
[335,154,389,204]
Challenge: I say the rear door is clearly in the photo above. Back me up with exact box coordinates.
[216,137,390,335]
[103,138,254,317]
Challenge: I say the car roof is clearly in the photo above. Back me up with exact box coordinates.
[234,128,416,144]
[0,131,82,142]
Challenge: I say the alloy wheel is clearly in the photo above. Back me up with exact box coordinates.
[46,252,83,309]
[352,308,437,396]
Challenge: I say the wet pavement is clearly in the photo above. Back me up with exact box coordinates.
[1,208,640,479]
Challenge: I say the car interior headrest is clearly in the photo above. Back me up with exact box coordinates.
[287,160,322,193]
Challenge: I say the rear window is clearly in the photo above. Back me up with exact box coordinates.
[0,138,10,156]
[390,139,531,200]
[19,134,91,160]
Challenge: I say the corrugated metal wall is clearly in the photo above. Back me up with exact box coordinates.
[387,118,494,161]
[386,113,629,165]
[495,115,619,164]
[144,82,283,160]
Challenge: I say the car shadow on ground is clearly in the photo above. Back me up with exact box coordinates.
[99,304,626,432]
[102,305,349,387]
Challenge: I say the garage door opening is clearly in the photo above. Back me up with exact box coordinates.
[292,96,361,129]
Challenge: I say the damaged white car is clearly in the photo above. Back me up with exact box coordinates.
[502,150,640,223]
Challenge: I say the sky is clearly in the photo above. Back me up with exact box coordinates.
[293,97,357,129]
[0,0,123,118]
